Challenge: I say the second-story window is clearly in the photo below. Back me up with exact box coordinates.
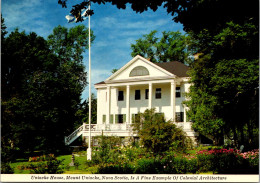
[155,88,161,99]
[176,87,181,98]
[135,90,141,100]
[145,89,149,99]
[118,90,124,101]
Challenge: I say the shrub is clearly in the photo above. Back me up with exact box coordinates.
[159,156,197,174]
[132,108,192,155]
[1,163,14,174]
[92,134,121,164]
[236,149,259,174]
[134,158,162,174]
[196,148,259,174]
[96,163,134,174]
[28,155,64,174]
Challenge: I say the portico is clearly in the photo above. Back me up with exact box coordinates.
[96,77,188,126]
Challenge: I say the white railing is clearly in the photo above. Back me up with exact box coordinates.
[65,123,133,145]
[94,124,133,131]
[65,124,84,145]
[65,123,97,145]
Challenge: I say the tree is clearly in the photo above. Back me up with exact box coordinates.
[186,21,259,146]
[132,108,192,154]
[1,14,7,40]
[47,25,95,63]
[111,68,118,74]
[58,0,257,33]
[1,29,61,156]
[76,93,97,126]
[131,30,194,63]
[1,24,95,158]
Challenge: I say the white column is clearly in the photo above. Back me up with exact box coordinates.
[106,86,111,124]
[171,80,176,122]
[148,83,152,108]
[126,85,130,124]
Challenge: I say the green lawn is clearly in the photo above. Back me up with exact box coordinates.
[10,152,98,174]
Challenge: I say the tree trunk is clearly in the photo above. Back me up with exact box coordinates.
[232,127,238,148]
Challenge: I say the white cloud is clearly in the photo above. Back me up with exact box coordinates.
[2,0,65,38]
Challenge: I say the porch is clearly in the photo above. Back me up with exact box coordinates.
[64,121,197,145]
[64,123,135,145]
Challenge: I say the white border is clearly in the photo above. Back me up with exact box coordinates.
[1,174,259,182]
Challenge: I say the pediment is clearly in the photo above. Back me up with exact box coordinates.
[105,55,175,82]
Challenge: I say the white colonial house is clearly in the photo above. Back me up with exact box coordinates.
[65,55,198,146]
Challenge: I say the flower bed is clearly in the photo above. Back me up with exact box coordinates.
[28,154,56,162]
[95,148,259,174]
[196,148,259,174]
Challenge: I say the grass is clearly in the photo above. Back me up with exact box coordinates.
[10,152,97,174]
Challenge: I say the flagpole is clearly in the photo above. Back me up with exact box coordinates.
[87,1,92,160]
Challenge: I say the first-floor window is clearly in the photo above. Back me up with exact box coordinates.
[175,112,184,122]
[132,113,140,123]
[116,114,126,123]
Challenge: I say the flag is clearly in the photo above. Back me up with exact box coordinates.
[65,8,88,23]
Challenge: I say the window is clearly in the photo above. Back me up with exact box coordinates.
[176,87,181,98]
[129,66,149,77]
[135,90,141,100]
[155,88,161,99]
[145,89,149,99]
[132,114,140,123]
[118,90,124,101]
[116,114,126,124]
[175,112,184,122]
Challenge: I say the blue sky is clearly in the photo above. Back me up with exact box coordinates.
[2,0,184,101]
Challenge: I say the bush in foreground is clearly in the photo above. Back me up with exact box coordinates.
[95,148,259,174]
[132,108,193,155]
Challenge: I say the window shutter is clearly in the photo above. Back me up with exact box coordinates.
[115,115,119,124]
[110,115,114,124]
[181,112,184,122]
[123,114,126,123]
[132,114,135,123]
[102,115,106,123]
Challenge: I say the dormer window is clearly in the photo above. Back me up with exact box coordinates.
[129,66,149,77]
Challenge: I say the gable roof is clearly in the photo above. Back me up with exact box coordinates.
[154,61,189,77]
[95,56,190,86]
[105,55,174,81]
